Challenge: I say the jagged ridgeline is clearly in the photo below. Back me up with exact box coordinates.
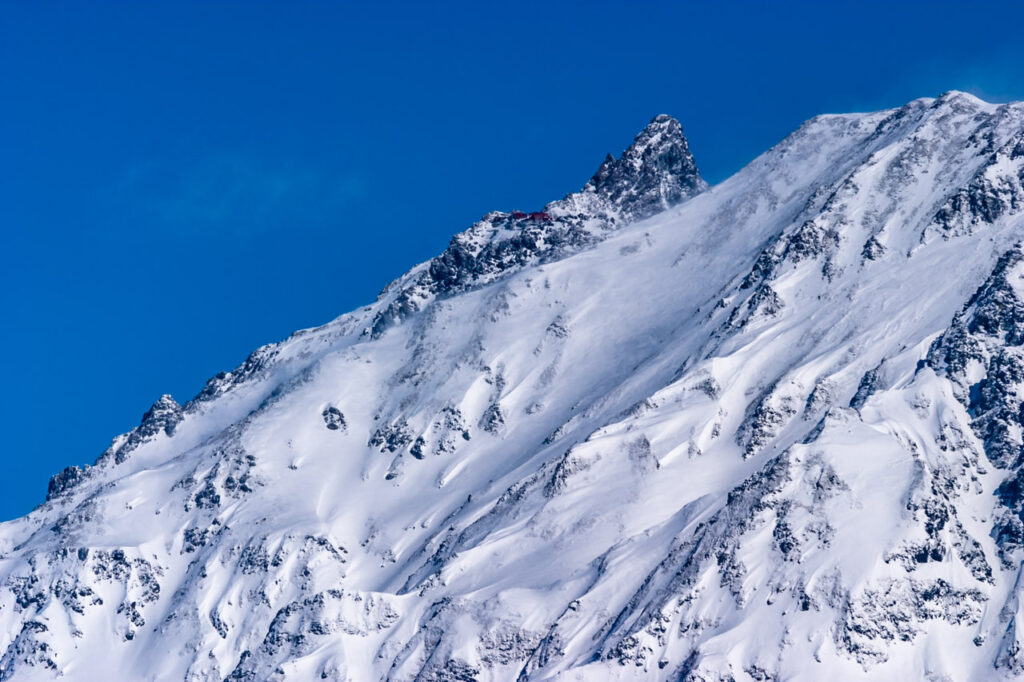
[7,93,1024,681]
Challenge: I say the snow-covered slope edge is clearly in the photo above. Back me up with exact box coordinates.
[6,93,1024,681]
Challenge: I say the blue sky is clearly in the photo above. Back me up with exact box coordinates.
[3,0,1024,521]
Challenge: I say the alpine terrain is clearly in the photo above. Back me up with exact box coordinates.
[9,92,1024,681]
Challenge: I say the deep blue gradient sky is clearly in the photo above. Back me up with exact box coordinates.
[3,1,1024,521]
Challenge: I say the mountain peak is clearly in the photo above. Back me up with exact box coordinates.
[368,116,709,336]
[17,96,1024,680]
[584,113,707,220]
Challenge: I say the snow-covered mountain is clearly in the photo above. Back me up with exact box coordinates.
[7,92,1024,681]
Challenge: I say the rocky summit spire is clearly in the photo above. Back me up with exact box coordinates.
[583,114,707,220]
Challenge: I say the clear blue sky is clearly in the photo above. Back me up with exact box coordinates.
[3,0,1024,521]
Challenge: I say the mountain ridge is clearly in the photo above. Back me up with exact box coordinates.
[43,112,707,504]
[6,91,1024,681]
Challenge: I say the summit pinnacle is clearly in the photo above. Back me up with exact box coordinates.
[584,113,707,220]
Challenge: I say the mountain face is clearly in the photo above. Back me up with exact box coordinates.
[8,94,1024,682]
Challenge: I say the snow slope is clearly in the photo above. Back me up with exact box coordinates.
[6,93,1024,681]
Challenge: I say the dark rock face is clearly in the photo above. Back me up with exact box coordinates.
[369,419,413,454]
[850,364,883,410]
[583,114,707,221]
[321,406,346,431]
[426,215,595,293]
[101,394,184,465]
[138,395,184,439]
[930,133,1024,238]
[478,403,505,435]
[45,466,85,501]
[189,346,278,406]
[927,245,1024,558]
[838,578,986,666]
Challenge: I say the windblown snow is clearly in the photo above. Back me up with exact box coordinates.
[6,93,1024,681]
